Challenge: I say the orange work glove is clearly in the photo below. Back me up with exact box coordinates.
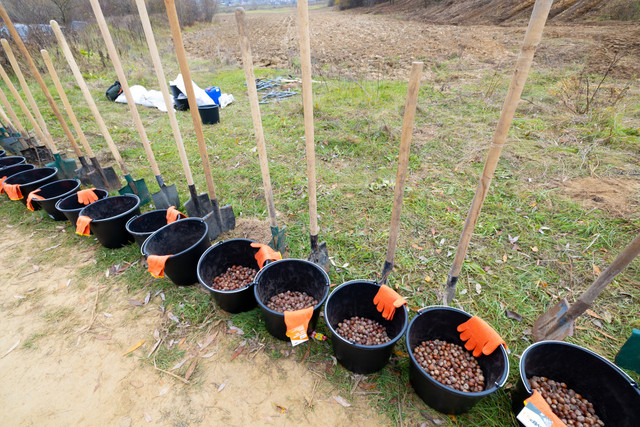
[26,189,45,211]
[523,390,567,426]
[75,215,92,236]
[284,306,314,339]
[4,183,22,200]
[250,242,282,269]
[147,255,171,278]
[77,188,99,205]
[0,176,7,194]
[457,316,506,357]
[166,206,186,224]
[373,285,407,320]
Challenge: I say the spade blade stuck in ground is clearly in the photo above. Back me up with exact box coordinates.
[151,177,180,210]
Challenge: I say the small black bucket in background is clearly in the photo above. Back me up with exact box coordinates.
[197,238,260,313]
[3,167,59,206]
[78,194,141,248]
[141,218,211,286]
[0,155,25,170]
[126,209,173,248]
[324,280,408,374]
[254,259,330,341]
[1,163,34,180]
[55,189,109,228]
[406,306,509,415]
[513,341,640,426]
[198,105,219,125]
[170,85,189,111]
[32,179,81,220]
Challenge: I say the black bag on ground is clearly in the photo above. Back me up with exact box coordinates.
[105,81,122,101]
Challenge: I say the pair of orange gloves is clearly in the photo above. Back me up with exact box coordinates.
[145,207,188,278]
[75,189,104,236]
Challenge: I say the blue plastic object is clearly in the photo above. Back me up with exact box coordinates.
[205,86,221,105]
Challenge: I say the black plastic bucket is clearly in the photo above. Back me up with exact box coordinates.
[3,167,59,205]
[198,105,219,124]
[197,238,260,313]
[324,280,408,374]
[170,85,189,111]
[55,189,109,228]
[141,218,211,286]
[1,163,34,180]
[0,149,5,157]
[512,341,640,426]
[125,209,174,248]
[78,194,141,248]
[31,179,81,220]
[254,259,330,341]
[406,306,509,415]
[0,155,25,170]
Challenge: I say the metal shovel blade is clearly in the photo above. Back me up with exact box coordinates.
[532,298,572,342]
[152,183,180,210]
[21,146,54,166]
[219,204,236,232]
[307,237,329,273]
[118,175,151,205]
[0,136,23,155]
[87,163,121,191]
[46,153,77,179]
[74,156,94,185]
[269,225,286,253]
[184,192,214,218]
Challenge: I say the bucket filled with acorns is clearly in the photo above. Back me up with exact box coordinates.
[324,280,408,374]
[406,306,509,414]
[254,258,330,341]
[197,239,262,313]
[513,340,640,426]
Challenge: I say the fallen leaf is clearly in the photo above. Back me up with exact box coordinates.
[128,299,143,307]
[94,372,102,393]
[1,339,20,359]
[184,355,200,381]
[122,339,145,357]
[144,292,151,305]
[460,289,468,295]
[144,412,152,423]
[332,395,351,407]
[275,404,287,414]
[585,309,603,320]
[502,254,507,263]
[593,264,602,276]
[230,340,246,361]
[170,357,190,371]
[591,319,603,328]
[158,386,170,396]
[424,275,431,283]
[601,310,613,324]
[531,246,538,252]
[218,379,228,392]
[508,235,519,244]
[103,312,113,318]
[95,335,111,341]
[475,283,482,294]
[412,244,423,250]
[505,310,523,322]
[430,227,436,236]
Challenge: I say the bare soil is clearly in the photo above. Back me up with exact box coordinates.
[0,218,384,426]
[187,7,640,79]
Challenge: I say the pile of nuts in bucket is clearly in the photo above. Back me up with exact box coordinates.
[413,339,485,392]
[267,290,318,312]
[529,376,604,426]
[335,316,390,346]
[212,265,257,291]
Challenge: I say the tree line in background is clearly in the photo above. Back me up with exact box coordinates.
[3,0,217,27]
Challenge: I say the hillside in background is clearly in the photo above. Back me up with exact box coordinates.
[349,0,640,24]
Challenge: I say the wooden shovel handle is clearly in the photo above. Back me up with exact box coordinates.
[41,50,94,158]
[0,4,81,155]
[385,62,423,267]
[89,0,161,177]
[134,0,194,187]
[0,86,26,136]
[296,0,319,236]
[236,8,278,228]
[0,63,49,150]
[50,20,128,175]
[164,0,217,199]
[566,231,640,320]
[445,0,553,304]
[0,39,58,153]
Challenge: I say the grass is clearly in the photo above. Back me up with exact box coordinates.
[1,15,639,426]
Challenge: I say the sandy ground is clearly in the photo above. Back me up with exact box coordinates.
[0,217,385,426]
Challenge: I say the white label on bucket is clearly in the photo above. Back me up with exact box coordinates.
[517,403,553,427]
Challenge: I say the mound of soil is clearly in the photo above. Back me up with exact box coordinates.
[561,176,639,216]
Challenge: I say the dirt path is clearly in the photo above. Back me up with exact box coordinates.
[0,217,385,426]
[187,7,639,79]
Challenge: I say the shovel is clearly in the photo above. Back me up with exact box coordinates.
[90,0,179,209]
[40,49,121,191]
[444,0,554,305]
[297,0,328,271]
[0,62,55,165]
[379,62,423,285]
[532,230,640,342]
[0,39,78,179]
[165,0,235,239]
[51,21,149,203]
[235,8,285,253]
[0,6,87,178]
[134,0,210,218]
